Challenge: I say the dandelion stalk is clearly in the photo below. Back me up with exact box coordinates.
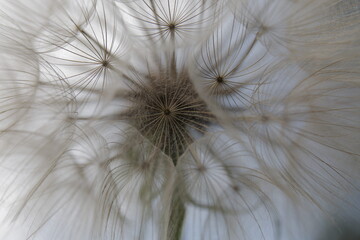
[168,184,186,240]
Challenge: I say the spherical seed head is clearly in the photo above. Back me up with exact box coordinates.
[125,70,213,163]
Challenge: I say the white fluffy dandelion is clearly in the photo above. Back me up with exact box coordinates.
[0,0,359,239]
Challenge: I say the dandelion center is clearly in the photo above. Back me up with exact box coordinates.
[216,76,224,83]
[125,72,213,164]
[163,108,171,116]
[101,60,109,67]
[168,23,176,31]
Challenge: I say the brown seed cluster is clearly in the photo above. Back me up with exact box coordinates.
[124,70,213,164]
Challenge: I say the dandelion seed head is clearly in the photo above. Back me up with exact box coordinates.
[0,0,359,239]
[123,70,214,163]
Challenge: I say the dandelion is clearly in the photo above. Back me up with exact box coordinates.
[0,0,359,240]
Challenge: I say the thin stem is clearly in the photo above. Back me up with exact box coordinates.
[168,184,186,240]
